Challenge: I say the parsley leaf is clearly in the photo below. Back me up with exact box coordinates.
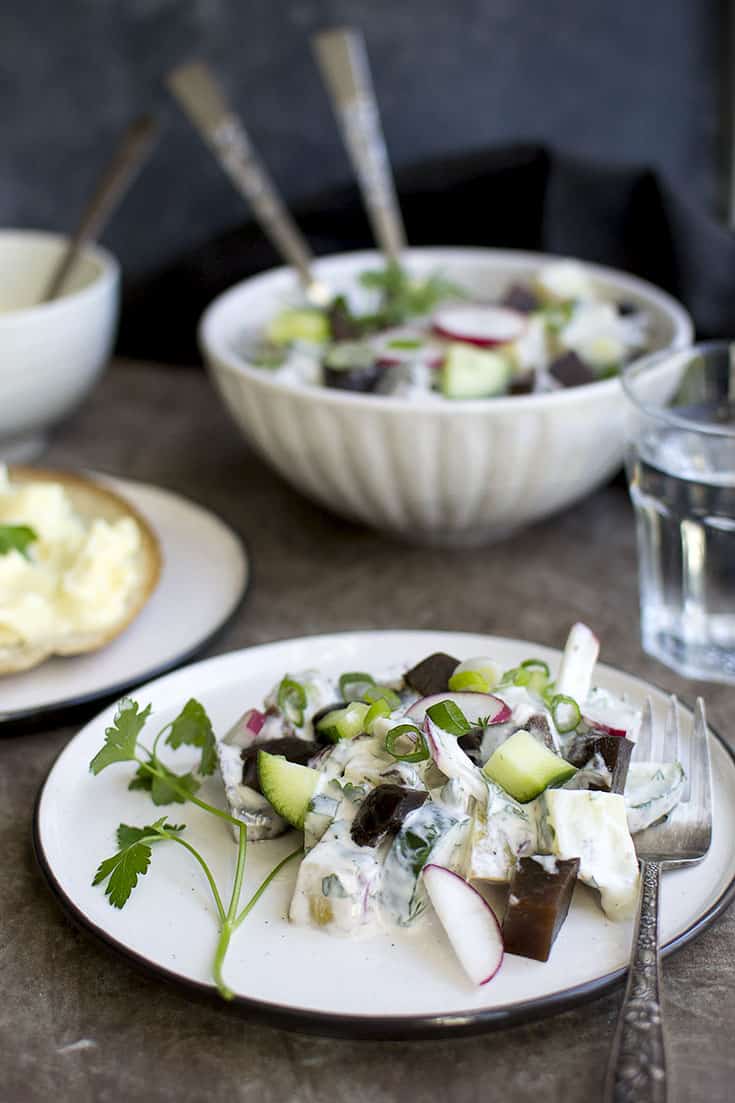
[89,699,152,775]
[359,261,465,327]
[128,761,201,805]
[92,818,184,909]
[0,523,38,559]
[116,821,184,848]
[166,699,217,776]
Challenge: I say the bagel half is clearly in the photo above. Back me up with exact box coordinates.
[0,467,161,675]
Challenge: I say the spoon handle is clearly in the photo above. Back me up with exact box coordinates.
[168,61,320,296]
[44,114,158,301]
[312,27,406,263]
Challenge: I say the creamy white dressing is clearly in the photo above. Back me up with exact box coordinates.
[625,761,686,834]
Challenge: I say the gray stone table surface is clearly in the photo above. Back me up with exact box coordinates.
[2,361,734,1103]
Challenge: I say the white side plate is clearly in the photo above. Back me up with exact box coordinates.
[34,631,735,1038]
[1,475,248,723]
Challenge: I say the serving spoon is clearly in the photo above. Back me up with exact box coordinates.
[43,114,158,302]
[167,60,330,306]
[312,26,406,264]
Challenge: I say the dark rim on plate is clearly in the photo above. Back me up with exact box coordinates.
[31,646,735,1041]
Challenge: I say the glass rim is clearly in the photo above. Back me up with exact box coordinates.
[621,339,735,438]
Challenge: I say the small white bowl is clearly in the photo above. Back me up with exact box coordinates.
[200,248,693,545]
[0,230,120,461]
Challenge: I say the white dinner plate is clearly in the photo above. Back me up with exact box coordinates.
[34,631,735,1039]
[1,474,249,724]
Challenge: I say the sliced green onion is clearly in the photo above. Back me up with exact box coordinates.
[362,684,401,710]
[550,694,581,733]
[519,659,550,677]
[339,671,375,701]
[277,677,307,726]
[425,700,472,737]
[448,670,490,693]
[384,724,430,763]
[364,698,391,733]
[525,670,551,697]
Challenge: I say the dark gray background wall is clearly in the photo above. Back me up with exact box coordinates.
[1,0,728,281]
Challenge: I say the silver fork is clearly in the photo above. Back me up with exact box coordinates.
[604,695,713,1103]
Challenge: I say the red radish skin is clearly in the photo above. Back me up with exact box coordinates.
[432,305,527,348]
[423,864,504,985]
[406,692,510,727]
[243,708,266,737]
[583,717,627,738]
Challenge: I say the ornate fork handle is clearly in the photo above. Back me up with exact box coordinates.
[604,861,667,1102]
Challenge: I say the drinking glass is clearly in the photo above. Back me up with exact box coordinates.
[623,341,735,683]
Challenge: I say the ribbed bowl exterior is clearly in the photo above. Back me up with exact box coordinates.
[0,231,119,443]
[201,249,693,545]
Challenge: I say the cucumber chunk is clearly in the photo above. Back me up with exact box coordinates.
[258,750,320,829]
[266,309,329,346]
[315,701,370,743]
[483,730,576,802]
[440,344,511,399]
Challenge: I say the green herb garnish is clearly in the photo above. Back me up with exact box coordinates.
[425,699,472,737]
[359,261,465,327]
[0,523,38,559]
[90,696,301,1000]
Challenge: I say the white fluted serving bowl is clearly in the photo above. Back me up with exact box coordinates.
[200,248,692,545]
[0,230,120,461]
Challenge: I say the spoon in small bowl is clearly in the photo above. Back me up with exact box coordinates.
[167,60,331,306]
[43,114,158,302]
[311,26,406,265]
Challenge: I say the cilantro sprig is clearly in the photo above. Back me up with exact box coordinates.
[90,696,301,1000]
[0,523,38,559]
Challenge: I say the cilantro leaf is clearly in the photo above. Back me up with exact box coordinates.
[93,819,184,908]
[0,524,38,559]
[128,761,200,805]
[89,698,152,775]
[165,699,217,776]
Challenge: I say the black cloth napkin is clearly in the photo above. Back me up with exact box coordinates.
[119,144,735,365]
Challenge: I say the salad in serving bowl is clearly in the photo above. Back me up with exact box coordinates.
[201,248,692,545]
[249,258,650,401]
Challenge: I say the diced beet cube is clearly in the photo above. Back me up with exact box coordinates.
[503,856,580,962]
[351,784,428,847]
[549,351,597,388]
[502,283,541,314]
[564,734,634,794]
[404,652,460,697]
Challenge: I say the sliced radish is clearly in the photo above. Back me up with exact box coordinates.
[423,718,487,801]
[556,623,599,703]
[582,717,627,738]
[423,864,504,985]
[371,327,444,368]
[406,692,510,727]
[433,305,526,348]
[223,707,267,748]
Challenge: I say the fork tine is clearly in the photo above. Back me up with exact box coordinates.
[688,697,712,822]
[663,695,680,764]
[636,696,654,759]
